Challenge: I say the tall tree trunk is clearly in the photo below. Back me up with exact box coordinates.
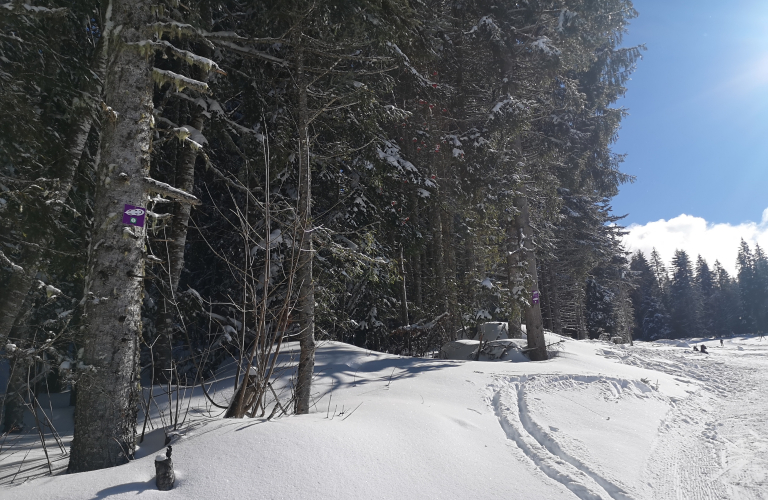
[541,262,554,331]
[68,0,155,472]
[416,250,424,308]
[153,106,206,385]
[549,265,563,335]
[506,216,522,337]
[409,189,422,308]
[441,208,457,336]
[431,206,447,329]
[294,39,315,415]
[399,244,409,326]
[0,253,39,345]
[514,189,547,361]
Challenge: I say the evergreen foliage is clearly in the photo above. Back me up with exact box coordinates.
[9,0,763,475]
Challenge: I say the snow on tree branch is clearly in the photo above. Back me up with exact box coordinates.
[0,2,67,17]
[151,21,214,48]
[212,39,287,66]
[0,249,24,273]
[143,177,201,205]
[133,40,225,75]
[152,68,209,93]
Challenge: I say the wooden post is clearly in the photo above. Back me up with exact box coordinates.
[155,446,175,491]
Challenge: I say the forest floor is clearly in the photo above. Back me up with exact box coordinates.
[1,333,766,499]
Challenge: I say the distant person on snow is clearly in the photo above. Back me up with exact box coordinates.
[720,338,724,347]
[700,345,708,354]
[693,345,699,352]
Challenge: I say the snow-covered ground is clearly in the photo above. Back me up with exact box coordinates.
[2,333,767,499]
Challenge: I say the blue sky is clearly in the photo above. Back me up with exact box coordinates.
[613,0,768,271]
[613,0,768,226]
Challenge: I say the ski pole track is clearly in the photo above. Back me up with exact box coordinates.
[489,374,647,500]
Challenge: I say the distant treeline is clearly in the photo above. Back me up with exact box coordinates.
[628,240,768,340]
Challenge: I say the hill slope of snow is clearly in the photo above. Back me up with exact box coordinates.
[2,334,767,499]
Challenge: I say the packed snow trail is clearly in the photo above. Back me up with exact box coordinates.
[487,336,768,500]
[622,339,768,500]
[595,338,767,499]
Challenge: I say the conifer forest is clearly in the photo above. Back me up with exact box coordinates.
[1,0,766,476]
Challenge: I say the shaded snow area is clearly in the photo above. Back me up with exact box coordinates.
[2,334,768,499]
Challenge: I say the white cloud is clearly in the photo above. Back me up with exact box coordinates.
[623,209,768,276]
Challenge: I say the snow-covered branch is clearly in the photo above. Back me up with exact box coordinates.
[133,40,225,75]
[143,177,201,205]
[211,40,287,66]
[0,250,24,274]
[0,2,67,17]
[152,68,209,93]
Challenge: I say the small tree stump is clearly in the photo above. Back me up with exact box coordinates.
[155,446,175,491]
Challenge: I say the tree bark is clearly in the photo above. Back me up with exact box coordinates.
[441,207,457,336]
[431,207,447,327]
[399,244,409,326]
[514,190,548,361]
[506,215,522,338]
[294,39,315,415]
[153,107,206,385]
[549,265,563,335]
[68,0,155,472]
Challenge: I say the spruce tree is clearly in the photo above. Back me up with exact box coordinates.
[669,249,700,338]
[629,251,670,340]
[736,239,757,331]
[712,260,740,336]
[695,255,714,336]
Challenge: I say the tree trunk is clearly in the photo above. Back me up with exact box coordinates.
[399,244,409,326]
[431,207,447,325]
[294,40,315,415]
[153,108,206,385]
[514,190,548,361]
[409,189,422,308]
[68,0,155,472]
[541,262,554,331]
[549,265,563,335]
[441,208,457,336]
[506,215,522,338]
[0,254,39,345]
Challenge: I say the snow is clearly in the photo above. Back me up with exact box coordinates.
[3,335,768,499]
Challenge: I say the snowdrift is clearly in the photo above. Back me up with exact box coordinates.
[3,334,768,499]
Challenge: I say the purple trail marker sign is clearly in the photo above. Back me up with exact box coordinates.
[532,290,540,305]
[123,204,146,227]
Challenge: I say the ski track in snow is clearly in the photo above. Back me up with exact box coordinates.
[488,341,768,500]
[488,374,641,500]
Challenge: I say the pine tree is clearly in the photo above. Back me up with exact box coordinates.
[669,249,700,338]
[711,260,740,336]
[736,239,757,332]
[695,255,714,336]
[629,251,670,340]
[753,245,768,332]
